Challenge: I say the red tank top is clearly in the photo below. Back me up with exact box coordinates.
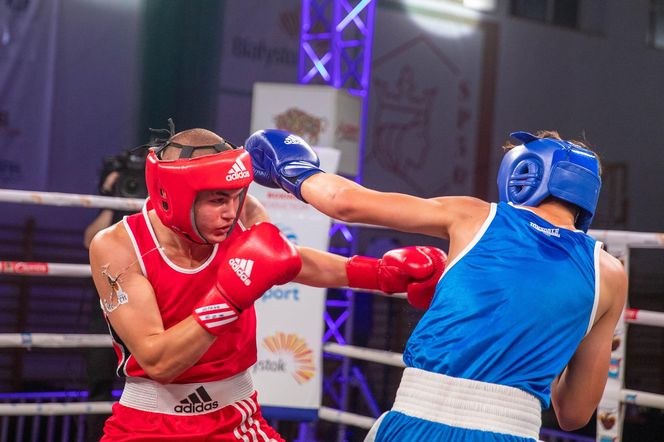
[111,205,257,383]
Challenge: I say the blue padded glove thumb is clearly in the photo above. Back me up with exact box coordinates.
[245,134,281,189]
[244,129,324,201]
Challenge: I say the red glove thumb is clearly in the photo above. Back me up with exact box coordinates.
[406,246,447,309]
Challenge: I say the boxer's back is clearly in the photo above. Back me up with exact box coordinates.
[404,201,600,407]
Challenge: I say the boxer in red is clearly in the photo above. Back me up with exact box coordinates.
[88,122,446,441]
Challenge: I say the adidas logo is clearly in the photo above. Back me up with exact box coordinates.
[284,134,305,145]
[229,258,253,286]
[226,158,250,181]
[173,386,219,413]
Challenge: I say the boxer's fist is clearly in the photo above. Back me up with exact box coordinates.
[346,246,446,309]
[193,223,302,335]
[405,246,446,309]
[244,129,323,201]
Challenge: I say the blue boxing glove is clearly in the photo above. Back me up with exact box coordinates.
[244,129,324,202]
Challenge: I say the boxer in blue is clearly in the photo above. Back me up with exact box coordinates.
[244,129,628,442]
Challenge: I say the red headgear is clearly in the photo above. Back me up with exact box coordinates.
[145,148,253,243]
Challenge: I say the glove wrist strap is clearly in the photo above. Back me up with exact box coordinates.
[192,287,240,335]
[280,165,324,202]
[346,256,380,290]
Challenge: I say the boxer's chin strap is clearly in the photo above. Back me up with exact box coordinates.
[225,188,248,237]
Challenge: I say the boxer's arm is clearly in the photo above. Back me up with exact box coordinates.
[244,129,488,239]
[300,173,488,239]
[551,252,627,430]
[89,224,215,384]
[294,246,445,310]
[83,209,114,248]
[294,247,349,288]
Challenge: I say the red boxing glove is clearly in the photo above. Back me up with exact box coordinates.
[405,246,447,309]
[193,222,302,335]
[346,246,446,308]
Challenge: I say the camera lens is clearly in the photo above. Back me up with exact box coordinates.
[117,172,147,198]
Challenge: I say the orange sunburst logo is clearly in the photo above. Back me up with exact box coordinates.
[262,332,315,384]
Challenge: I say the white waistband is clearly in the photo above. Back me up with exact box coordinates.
[392,368,541,440]
[119,370,255,415]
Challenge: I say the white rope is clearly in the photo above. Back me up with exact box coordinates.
[2,304,664,350]
[622,389,664,409]
[0,401,113,416]
[0,262,412,300]
[0,402,376,422]
[318,406,376,429]
[324,343,405,367]
[0,189,144,211]
[0,333,112,348]
[2,389,662,420]
[0,188,662,247]
[588,229,664,248]
[0,261,90,277]
[624,308,664,327]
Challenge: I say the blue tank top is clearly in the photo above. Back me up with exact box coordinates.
[403,202,600,407]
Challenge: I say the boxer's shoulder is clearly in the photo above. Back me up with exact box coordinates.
[89,218,139,272]
[597,249,627,315]
[439,197,492,232]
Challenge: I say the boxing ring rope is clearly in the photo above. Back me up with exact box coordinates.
[2,333,664,413]
[9,257,664,331]
[0,333,111,349]
[0,189,143,211]
[0,261,90,277]
[0,402,113,417]
[2,189,664,441]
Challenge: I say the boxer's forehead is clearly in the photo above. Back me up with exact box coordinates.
[198,188,244,199]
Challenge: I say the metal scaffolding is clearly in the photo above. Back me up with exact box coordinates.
[299,1,377,440]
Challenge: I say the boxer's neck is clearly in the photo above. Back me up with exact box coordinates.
[528,199,578,231]
[148,210,214,266]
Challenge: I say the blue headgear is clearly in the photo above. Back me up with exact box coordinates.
[497,131,601,232]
